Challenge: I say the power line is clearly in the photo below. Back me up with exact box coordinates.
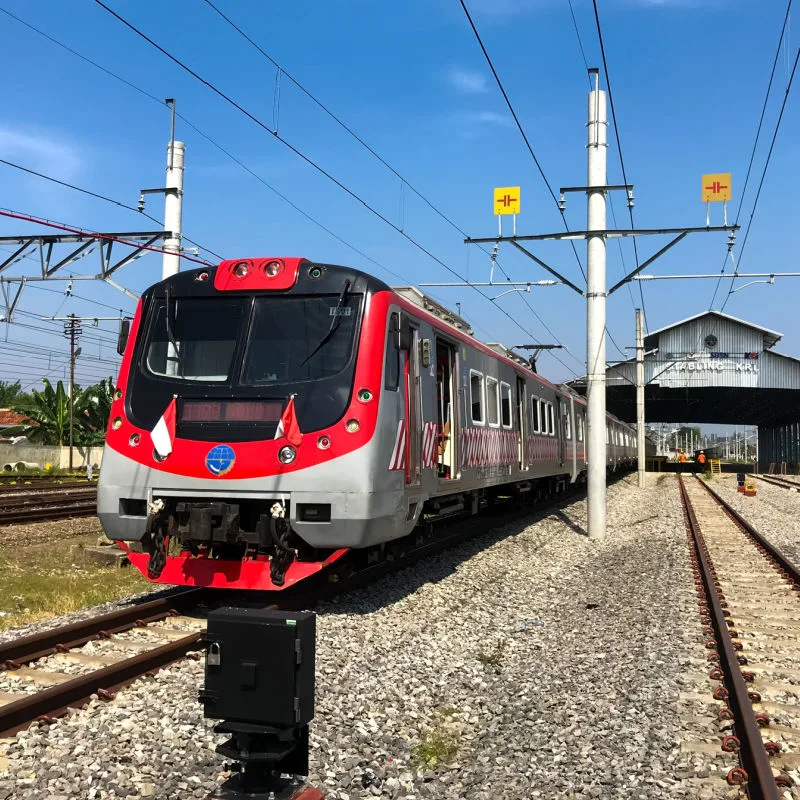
[709,0,793,309]
[89,0,579,375]
[590,0,648,334]
[567,0,592,81]
[458,0,586,282]
[0,158,224,262]
[720,44,800,313]
[202,0,579,368]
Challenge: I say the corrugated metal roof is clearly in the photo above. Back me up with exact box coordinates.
[644,311,782,350]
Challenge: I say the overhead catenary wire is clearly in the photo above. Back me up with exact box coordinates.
[590,0,648,334]
[88,0,580,376]
[708,0,794,309]
[0,158,223,261]
[458,0,586,282]
[201,0,583,371]
[720,44,799,313]
[0,2,578,376]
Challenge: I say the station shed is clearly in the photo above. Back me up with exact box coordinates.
[569,311,800,471]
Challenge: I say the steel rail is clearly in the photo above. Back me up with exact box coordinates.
[1,500,97,525]
[697,477,800,587]
[751,473,800,492]
[678,477,781,799]
[0,632,202,737]
[0,588,206,666]
[0,488,97,510]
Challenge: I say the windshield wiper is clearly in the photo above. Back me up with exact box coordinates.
[300,279,351,367]
[164,283,182,376]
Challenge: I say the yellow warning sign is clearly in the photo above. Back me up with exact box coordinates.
[701,173,732,203]
[494,187,520,215]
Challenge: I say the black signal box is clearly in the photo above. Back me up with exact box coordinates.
[200,607,315,728]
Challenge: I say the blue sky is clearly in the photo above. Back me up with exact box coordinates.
[0,0,797,395]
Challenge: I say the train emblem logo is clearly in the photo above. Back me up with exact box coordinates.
[206,445,236,477]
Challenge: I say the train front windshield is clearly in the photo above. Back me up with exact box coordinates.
[145,294,362,385]
[130,292,364,436]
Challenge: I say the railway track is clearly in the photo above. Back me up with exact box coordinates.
[679,475,800,798]
[752,473,800,491]
[0,487,97,525]
[0,473,631,739]
[0,588,210,737]
[0,481,94,495]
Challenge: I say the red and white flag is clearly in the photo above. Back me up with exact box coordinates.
[275,395,303,446]
[151,396,177,458]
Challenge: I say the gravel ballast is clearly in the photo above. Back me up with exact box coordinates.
[1,475,719,799]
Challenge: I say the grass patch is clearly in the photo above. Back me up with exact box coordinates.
[477,639,507,667]
[0,538,150,631]
[412,708,461,768]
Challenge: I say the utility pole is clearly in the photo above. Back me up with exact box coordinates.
[586,67,607,540]
[635,308,645,488]
[63,314,82,472]
[140,99,184,279]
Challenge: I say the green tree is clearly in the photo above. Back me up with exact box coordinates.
[78,378,115,445]
[0,380,26,407]
[8,378,85,446]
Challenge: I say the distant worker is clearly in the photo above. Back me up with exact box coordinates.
[697,450,707,474]
[677,451,686,474]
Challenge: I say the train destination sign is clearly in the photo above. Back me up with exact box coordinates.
[701,173,732,202]
[494,187,521,215]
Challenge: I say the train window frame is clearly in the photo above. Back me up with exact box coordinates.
[499,381,512,428]
[577,411,584,441]
[563,402,571,439]
[486,377,500,428]
[547,402,555,436]
[470,369,485,425]
[530,396,540,433]
[384,312,401,391]
[539,398,548,434]
[606,425,609,444]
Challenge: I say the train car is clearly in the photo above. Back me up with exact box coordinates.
[98,258,635,590]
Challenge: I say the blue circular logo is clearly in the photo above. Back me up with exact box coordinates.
[206,445,235,477]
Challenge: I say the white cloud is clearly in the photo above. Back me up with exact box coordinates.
[446,67,489,94]
[0,125,81,178]
[450,110,513,138]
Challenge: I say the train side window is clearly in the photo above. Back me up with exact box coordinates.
[577,412,584,441]
[384,313,400,391]
[563,403,571,439]
[606,425,610,444]
[486,377,499,427]
[500,382,512,428]
[470,370,485,424]
[531,396,540,433]
[547,403,555,436]
[539,399,548,434]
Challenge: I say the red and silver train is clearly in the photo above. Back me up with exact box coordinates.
[98,257,636,590]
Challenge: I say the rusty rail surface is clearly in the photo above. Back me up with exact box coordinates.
[0,588,206,667]
[678,477,782,800]
[0,588,209,737]
[0,633,202,737]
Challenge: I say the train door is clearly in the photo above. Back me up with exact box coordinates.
[435,339,457,480]
[557,400,566,467]
[401,318,422,486]
[516,376,527,470]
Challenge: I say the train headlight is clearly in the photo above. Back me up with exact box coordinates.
[278,445,296,464]
[232,261,250,278]
[111,417,123,430]
[345,419,360,433]
[264,260,283,277]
